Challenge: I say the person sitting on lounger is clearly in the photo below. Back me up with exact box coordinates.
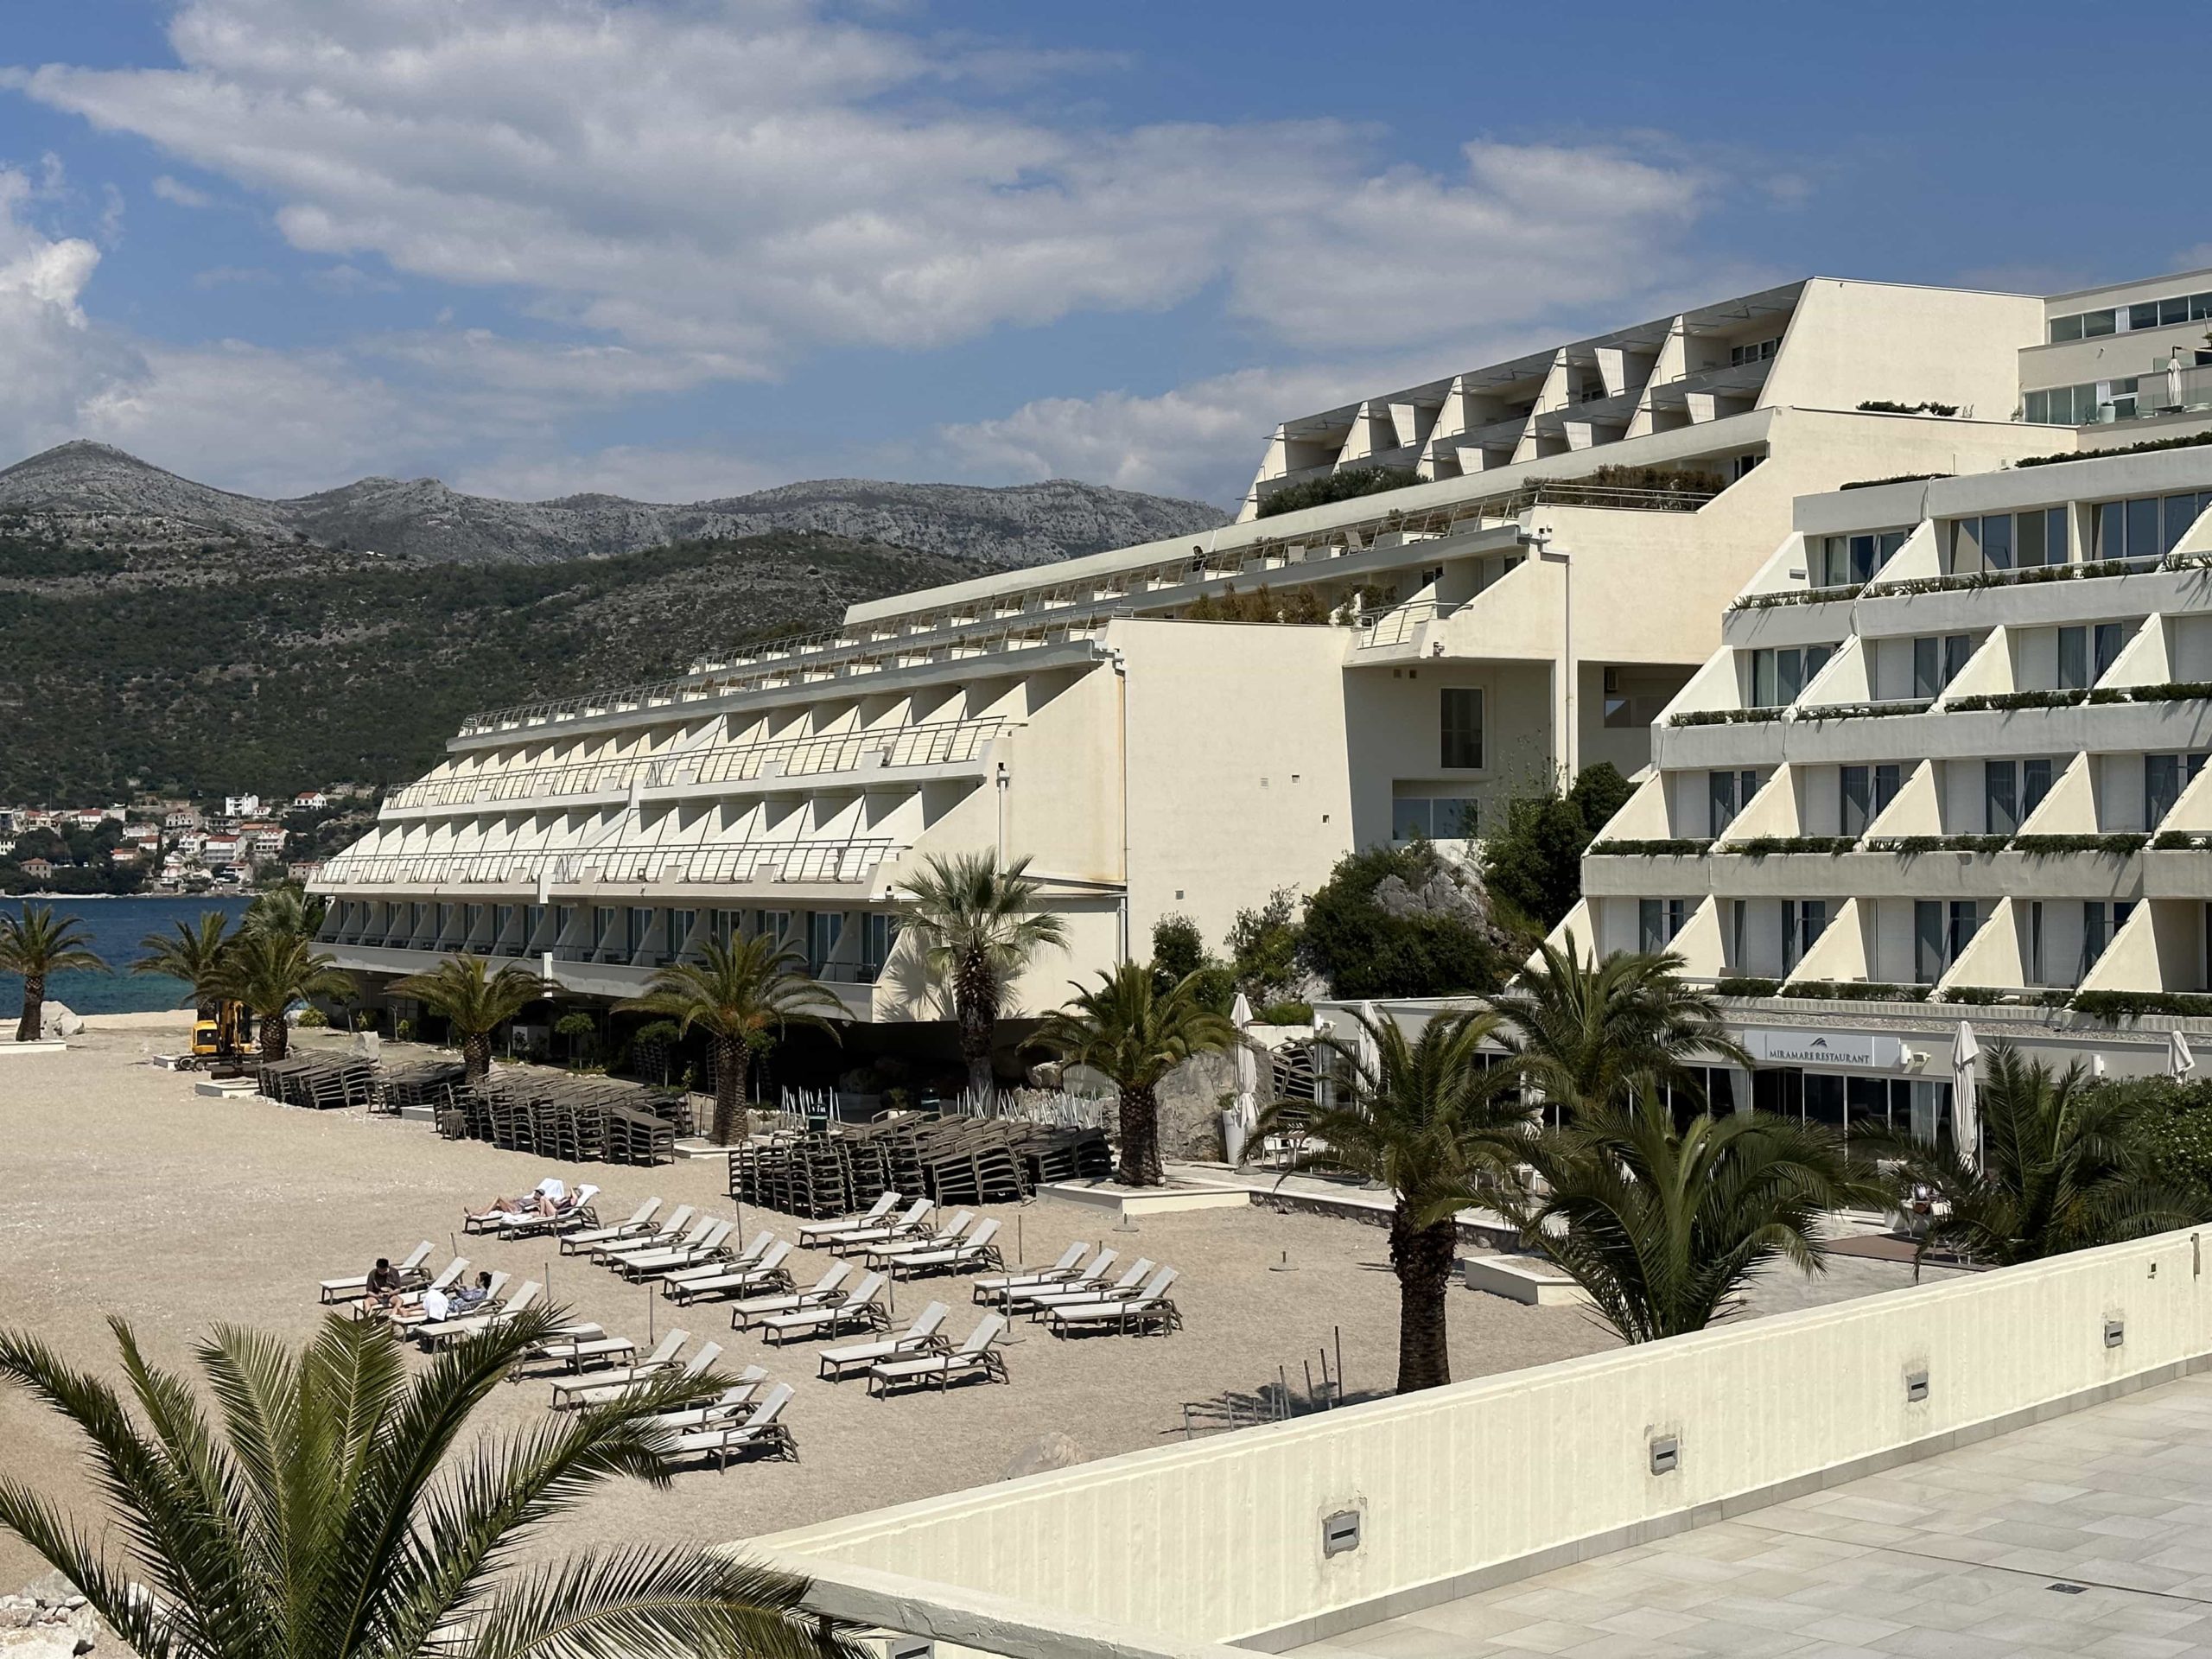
[471,1179,566,1223]
[365,1258,404,1313]
[424,1272,495,1322]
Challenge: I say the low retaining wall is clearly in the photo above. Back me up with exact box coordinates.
[762,1226,2212,1653]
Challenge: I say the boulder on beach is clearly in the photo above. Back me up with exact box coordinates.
[36,1002,84,1040]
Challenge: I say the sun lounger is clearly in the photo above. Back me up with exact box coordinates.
[556,1340,723,1411]
[760,1272,889,1345]
[524,1322,648,1374]
[547,1329,701,1408]
[666,1382,796,1469]
[659,1239,794,1303]
[794,1192,900,1247]
[464,1178,569,1234]
[818,1301,950,1381]
[728,1263,851,1329]
[883,1217,1002,1281]
[865,1313,1009,1395]
[590,1205,701,1263]
[661,1230,775,1288]
[977,1246,1117,1307]
[970,1241,1089,1305]
[1045,1266,1181,1338]
[319,1240,434,1303]
[416,1279,541,1348]
[636,1366,769,1433]
[829,1198,933,1256]
[861,1210,974,1268]
[1014,1258,1152,1317]
[500,1183,600,1239]
[614,1219,734,1281]
[560,1196,662,1255]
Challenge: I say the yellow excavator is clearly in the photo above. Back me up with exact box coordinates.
[181,1001,251,1073]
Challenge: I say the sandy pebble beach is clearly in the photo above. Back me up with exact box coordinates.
[0,1027,1938,1588]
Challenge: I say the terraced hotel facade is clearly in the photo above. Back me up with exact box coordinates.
[315,270,2212,1070]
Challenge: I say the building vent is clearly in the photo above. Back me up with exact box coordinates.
[1321,1510,1362,1556]
[1905,1370,1930,1403]
[1649,1436,1680,1476]
[2105,1319,2126,1349]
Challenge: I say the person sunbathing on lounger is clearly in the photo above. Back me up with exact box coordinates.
[424,1272,495,1322]
[470,1179,565,1223]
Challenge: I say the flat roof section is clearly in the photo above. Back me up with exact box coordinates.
[1297,1372,2212,1659]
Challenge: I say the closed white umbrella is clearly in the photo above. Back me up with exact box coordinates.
[2090,1052,2107,1079]
[1352,1001,1383,1096]
[1951,1022,1980,1169]
[2171,1029,2196,1080]
[1224,992,1259,1164]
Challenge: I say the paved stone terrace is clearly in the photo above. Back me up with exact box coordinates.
[1300,1371,2212,1659]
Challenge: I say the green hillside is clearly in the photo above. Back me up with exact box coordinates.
[0,527,979,803]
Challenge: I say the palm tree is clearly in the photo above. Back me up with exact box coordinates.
[1881,1046,2205,1268]
[899,851,1068,1099]
[618,935,842,1144]
[213,929,354,1061]
[1035,963,1234,1186]
[391,953,549,1082]
[1246,1008,1529,1392]
[242,880,326,941]
[1504,1093,1887,1343]
[0,904,108,1042]
[0,1306,857,1659]
[130,909,236,1013]
[1486,935,1747,1118]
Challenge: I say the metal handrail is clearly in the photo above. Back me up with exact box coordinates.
[316,838,905,889]
[389,718,1012,809]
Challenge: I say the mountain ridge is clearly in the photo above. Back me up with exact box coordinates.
[0,440,1228,569]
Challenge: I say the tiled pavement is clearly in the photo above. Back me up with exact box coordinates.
[1299,1372,2212,1659]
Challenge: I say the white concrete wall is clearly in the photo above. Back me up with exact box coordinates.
[765,1230,2212,1652]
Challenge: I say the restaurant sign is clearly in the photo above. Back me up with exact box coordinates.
[1745,1029,1905,1071]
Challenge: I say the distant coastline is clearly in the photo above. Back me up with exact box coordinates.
[1,893,253,1014]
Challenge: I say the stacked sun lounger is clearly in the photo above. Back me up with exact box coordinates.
[373,1059,467,1116]
[727,1116,1109,1213]
[257,1054,378,1109]
[449,1074,688,1166]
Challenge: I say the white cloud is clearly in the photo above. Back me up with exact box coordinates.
[8,0,1726,374]
[151,174,212,208]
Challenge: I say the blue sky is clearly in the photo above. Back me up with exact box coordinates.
[0,1,2202,507]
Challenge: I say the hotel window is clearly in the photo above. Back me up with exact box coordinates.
[2057,626,2089,690]
[1815,530,1908,588]
[1394,797,1478,841]
[1639,898,1688,953]
[1729,899,1748,970]
[627,906,654,957]
[1780,899,1829,972]
[2053,292,2212,341]
[1911,634,1973,700]
[524,904,544,950]
[1915,899,1980,983]
[2082,900,2134,974]
[1440,688,1484,769]
[2094,493,2212,561]
[1708,768,1760,836]
[670,908,696,960]
[1984,761,2019,835]
[862,912,899,976]
[592,906,618,954]
[2145,753,2209,827]
[1751,644,1831,707]
[709,909,737,951]
[806,910,844,973]
[2028,900,2045,983]
[753,909,792,945]
[1729,337,1781,366]
[1840,763,1901,835]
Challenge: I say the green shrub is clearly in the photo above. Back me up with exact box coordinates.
[1481,762,1633,931]
[1721,836,1858,857]
[1855,399,1959,416]
[1669,707,1783,726]
[1712,976,1781,997]
[1257,1000,1313,1025]
[1587,838,1713,857]
[1839,472,1950,491]
[1300,841,1508,1000]
[2011,834,2147,857]
[2071,990,2212,1020]
[2015,429,2212,468]
[2081,1075,2212,1211]
[1255,467,1420,519]
[1779,981,1931,1002]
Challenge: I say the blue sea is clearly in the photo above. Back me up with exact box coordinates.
[1,893,254,1015]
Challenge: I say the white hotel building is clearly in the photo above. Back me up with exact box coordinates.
[1557,267,2212,1124]
[313,270,2200,1073]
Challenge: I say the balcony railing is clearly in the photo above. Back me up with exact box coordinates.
[316,838,904,889]
[389,718,1011,810]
